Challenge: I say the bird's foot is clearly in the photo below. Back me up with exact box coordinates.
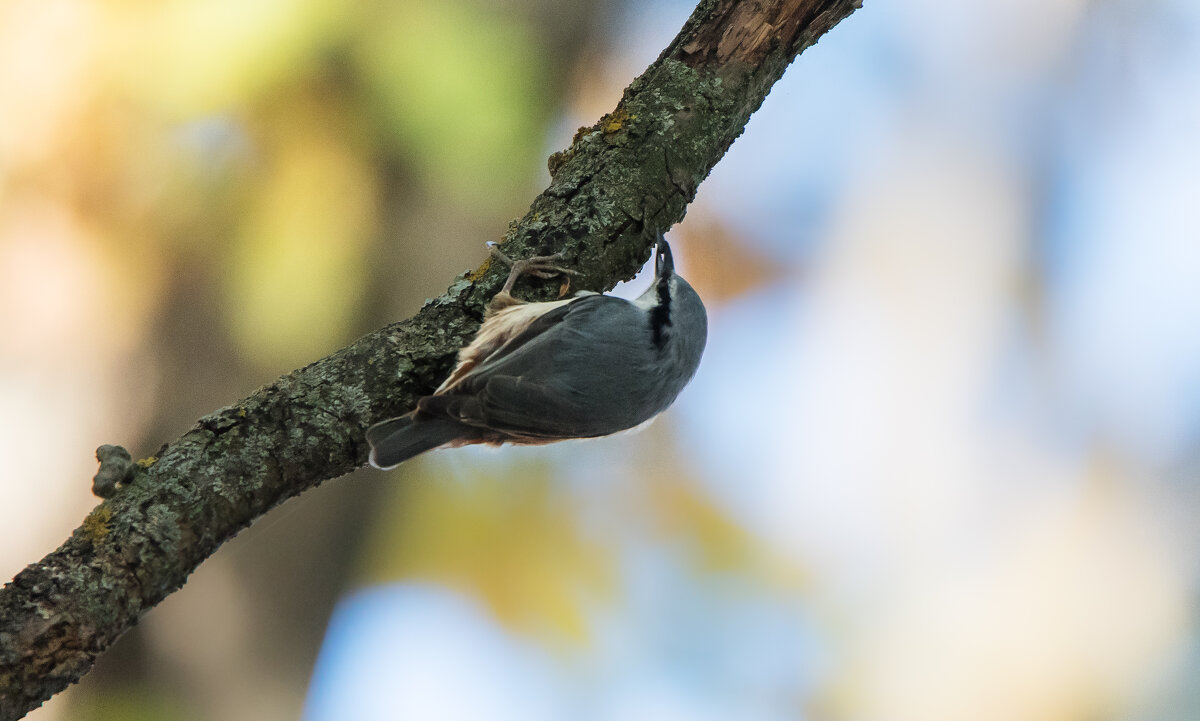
[488,243,579,298]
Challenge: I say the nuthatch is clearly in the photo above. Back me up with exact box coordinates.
[366,233,707,469]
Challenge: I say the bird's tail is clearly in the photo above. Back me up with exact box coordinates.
[366,414,467,470]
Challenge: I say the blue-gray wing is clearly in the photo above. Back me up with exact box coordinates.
[425,294,665,439]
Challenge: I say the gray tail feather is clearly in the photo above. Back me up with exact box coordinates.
[366,414,467,470]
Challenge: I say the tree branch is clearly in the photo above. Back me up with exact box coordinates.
[0,1,861,718]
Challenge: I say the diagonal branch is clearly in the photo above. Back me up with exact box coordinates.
[0,1,861,718]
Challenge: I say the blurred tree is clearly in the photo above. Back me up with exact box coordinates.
[0,1,861,719]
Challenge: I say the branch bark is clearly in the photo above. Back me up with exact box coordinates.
[0,1,861,717]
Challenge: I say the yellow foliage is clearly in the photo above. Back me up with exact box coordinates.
[649,475,753,573]
[361,462,615,645]
[103,0,354,116]
[225,95,375,370]
[352,2,548,211]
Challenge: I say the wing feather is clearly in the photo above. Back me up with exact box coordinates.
[426,294,654,439]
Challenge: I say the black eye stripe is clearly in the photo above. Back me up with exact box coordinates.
[649,278,671,350]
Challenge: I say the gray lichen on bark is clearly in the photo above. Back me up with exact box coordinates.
[0,1,862,718]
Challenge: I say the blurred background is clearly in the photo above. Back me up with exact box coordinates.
[3,0,1200,719]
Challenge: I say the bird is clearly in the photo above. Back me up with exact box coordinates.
[366,232,707,469]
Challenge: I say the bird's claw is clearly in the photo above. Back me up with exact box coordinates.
[489,245,579,296]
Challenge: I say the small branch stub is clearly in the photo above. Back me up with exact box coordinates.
[92,445,135,499]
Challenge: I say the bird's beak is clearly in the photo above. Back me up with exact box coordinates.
[655,235,674,278]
